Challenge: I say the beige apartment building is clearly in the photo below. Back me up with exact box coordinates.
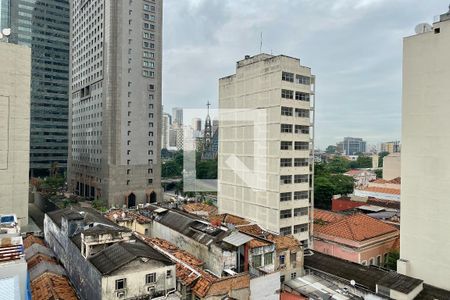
[399,7,450,290]
[0,42,30,225]
[218,54,315,246]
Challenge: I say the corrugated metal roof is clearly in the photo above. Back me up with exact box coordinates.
[222,232,253,247]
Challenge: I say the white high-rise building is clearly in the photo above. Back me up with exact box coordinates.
[218,54,315,246]
[399,6,450,290]
[0,42,30,226]
[162,113,171,149]
[68,0,163,207]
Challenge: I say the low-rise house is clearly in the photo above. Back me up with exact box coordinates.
[104,209,152,235]
[44,207,177,300]
[313,210,399,266]
[181,203,218,219]
[354,186,400,201]
[23,235,78,300]
[343,169,376,188]
[138,235,251,300]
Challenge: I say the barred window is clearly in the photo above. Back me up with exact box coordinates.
[280,141,292,150]
[294,224,308,234]
[295,125,309,134]
[280,227,292,236]
[282,72,294,82]
[295,108,310,118]
[295,92,310,101]
[295,142,309,150]
[280,209,292,219]
[281,124,293,133]
[294,174,308,183]
[280,158,292,167]
[296,75,311,85]
[280,175,292,184]
[294,191,309,200]
[280,192,292,202]
[294,158,308,167]
[281,89,294,99]
[294,207,308,217]
[281,106,293,116]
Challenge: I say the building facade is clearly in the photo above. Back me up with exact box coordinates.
[68,0,163,207]
[337,137,366,155]
[399,7,450,290]
[0,42,30,225]
[162,113,171,149]
[1,0,71,176]
[218,54,315,246]
[380,141,401,153]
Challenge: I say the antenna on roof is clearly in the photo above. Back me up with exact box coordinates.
[259,32,263,53]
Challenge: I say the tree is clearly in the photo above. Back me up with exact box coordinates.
[375,169,383,179]
[314,176,335,210]
[330,175,354,195]
[355,155,372,168]
[326,157,351,174]
[378,151,390,167]
[385,251,400,270]
[325,145,337,154]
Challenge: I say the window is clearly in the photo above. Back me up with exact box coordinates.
[280,175,292,185]
[253,255,262,268]
[264,252,273,265]
[295,142,309,150]
[294,191,308,200]
[115,278,126,290]
[127,169,131,175]
[280,192,292,202]
[291,272,297,279]
[295,108,310,118]
[143,70,154,77]
[280,209,292,219]
[383,253,388,265]
[282,72,294,82]
[296,75,310,85]
[280,275,285,283]
[280,141,292,150]
[369,258,374,265]
[294,224,308,233]
[281,124,293,133]
[148,179,153,184]
[294,158,308,167]
[280,158,292,167]
[166,270,172,278]
[281,89,294,99]
[295,125,309,134]
[295,92,310,101]
[126,180,130,185]
[146,273,156,284]
[281,106,293,116]
[377,255,381,266]
[294,207,308,217]
[294,175,308,183]
[362,260,367,266]
[279,254,286,265]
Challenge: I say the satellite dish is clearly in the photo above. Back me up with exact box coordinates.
[415,23,432,34]
[350,280,356,286]
[1,28,11,36]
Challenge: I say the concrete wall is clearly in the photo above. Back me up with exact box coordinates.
[250,271,280,300]
[44,214,102,300]
[400,16,450,290]
[102,260,175,299]
[150,221,235,277]
[383,154,401,180]
[0,42,30,226]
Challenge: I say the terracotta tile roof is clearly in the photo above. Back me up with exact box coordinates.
[265,234,299,251]
[361,187,400,195]
[23,235,46,249]
[104,209,152,224]
[315,214,399,242]
[31,273,78,300]
[27,254,57,270]
[212,214,250,226]
[182,203,218,216]
[388,177,401,184]
[372,178,387,184]
[281,292,307,300]
[314,209,346,226]
[367,198,400,210]
[204,273,250,297]
[236,224,264,236]
[344,169,365,176]
[248,239,270,249]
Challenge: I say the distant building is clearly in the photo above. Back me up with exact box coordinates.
[44,207,176,300]
[380,141,401,153]
[343,169,376,188]
[162,113,171,149]
[0,42,30,225]
[337,137,367,155]
[172,107,183,126]
[399,6,450,290]
[192,117,202,132]
[218,54,315,246]
[383,153,401,180]
[313,210,399,267]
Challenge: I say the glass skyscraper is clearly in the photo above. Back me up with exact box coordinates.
[1,0,70,176]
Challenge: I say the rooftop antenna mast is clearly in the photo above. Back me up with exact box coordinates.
[259,32,263,53]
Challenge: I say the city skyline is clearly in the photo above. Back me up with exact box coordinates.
[162,0,445,148]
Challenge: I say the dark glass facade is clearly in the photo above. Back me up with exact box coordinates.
[7,0,70,176]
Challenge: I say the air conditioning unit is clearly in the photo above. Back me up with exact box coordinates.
[116,291,125,298]
[147,286,155,294]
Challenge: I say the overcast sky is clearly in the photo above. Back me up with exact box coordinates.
[162,0,447,149]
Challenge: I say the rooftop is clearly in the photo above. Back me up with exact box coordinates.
[182,203,218,217]
[304,251,422,294]
[104,209,152,224]
[47,207,119,228]
[314,213,398,242]
[88,240,173,275]
[360,186,400,195]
